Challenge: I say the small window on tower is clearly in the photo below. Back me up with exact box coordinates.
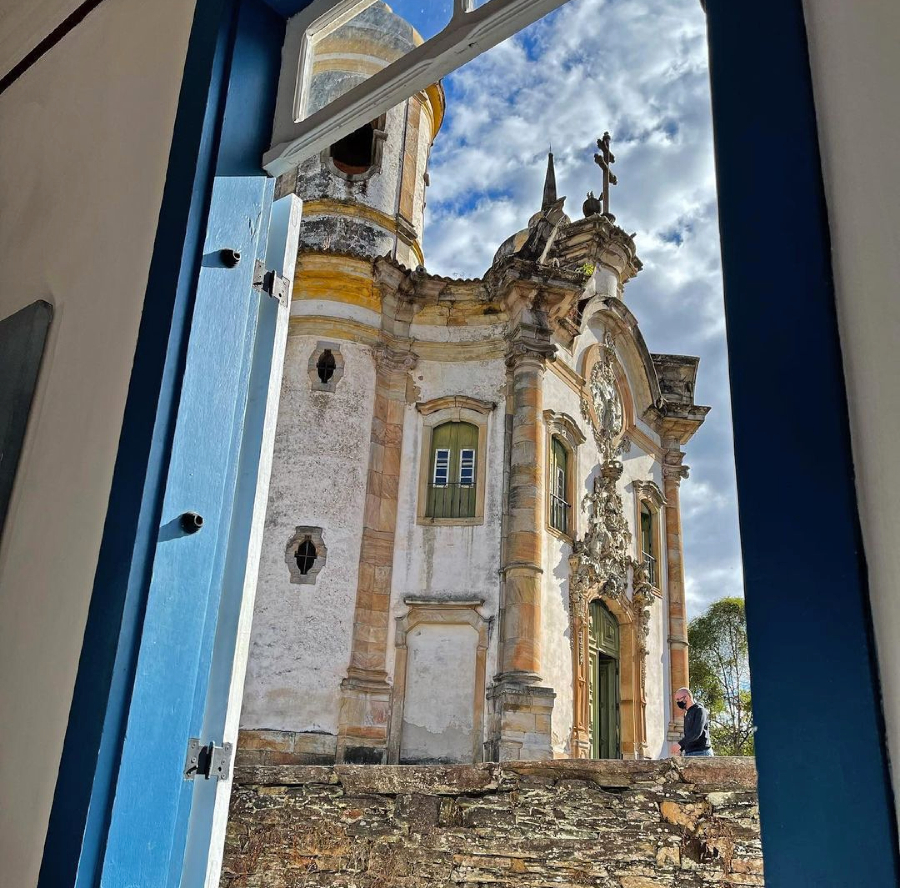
[330,121,377,175]
[308,342,345,392]
[317,349,336,383]
[549,436,571,536]
[285,526,327,585]
[296,537,317,575]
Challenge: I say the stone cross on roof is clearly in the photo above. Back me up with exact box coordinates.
[593,132,618,216]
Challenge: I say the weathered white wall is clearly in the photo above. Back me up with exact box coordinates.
[400,623,480,763]
[240,335,375,736]
[802,0,900,827]
[0,1,195,884]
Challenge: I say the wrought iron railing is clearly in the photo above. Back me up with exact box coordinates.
[550,493,570,535]
[642,552,657,587]
[427,483,476,519]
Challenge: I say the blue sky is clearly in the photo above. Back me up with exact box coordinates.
[392,0,743,616]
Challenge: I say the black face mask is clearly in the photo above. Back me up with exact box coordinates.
[676,700,687,710]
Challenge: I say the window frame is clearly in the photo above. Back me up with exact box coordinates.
[264,0,574,177]
[543,410,585,541]
[285,525,328,585]
[416,396,494,527]
[632,480,666,594]
[308,340,345,392]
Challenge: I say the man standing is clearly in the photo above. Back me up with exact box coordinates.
[669,687,714,757]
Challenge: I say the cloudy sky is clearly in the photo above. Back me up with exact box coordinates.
[389,0,743,617]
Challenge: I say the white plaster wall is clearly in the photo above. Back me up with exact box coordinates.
[390,358,507,743]
[0,1,196,884]
[241,336,375,735]
[802,0,900,827]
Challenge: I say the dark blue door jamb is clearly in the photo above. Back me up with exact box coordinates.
[705,1,900,885]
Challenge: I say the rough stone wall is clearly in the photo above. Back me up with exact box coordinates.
[221,759,762,888]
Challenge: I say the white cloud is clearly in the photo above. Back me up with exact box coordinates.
[421,0,742,616]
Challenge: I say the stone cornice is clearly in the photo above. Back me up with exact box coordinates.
[417,395,496,416]
[632,479,667,508]
[543,409,587,447]
[554,214,643,285]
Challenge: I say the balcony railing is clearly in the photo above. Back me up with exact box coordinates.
[642,552,657,587]
[426,483,476,519]
[550,493,570,536]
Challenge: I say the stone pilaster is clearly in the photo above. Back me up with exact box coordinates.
[663,446,690,740]
[490,333,556,760]
[336,345,416,764]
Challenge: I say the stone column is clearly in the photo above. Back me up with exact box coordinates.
[336,345,416,764]
[663,446,690,739]
[489,338,556,761]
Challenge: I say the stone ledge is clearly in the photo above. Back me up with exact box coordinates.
[233,757,757,792]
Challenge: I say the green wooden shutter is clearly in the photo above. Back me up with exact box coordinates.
[427,422,478,518]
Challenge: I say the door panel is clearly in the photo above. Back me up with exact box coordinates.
[100,176,273,888]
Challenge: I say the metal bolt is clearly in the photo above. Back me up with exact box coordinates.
[219,248,241,268]
[180,511,204,533]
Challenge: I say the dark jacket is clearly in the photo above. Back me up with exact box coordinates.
[679,702,712,753]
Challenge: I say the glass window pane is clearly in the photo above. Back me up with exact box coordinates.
[433,447,450,485]
[459,448,476,485]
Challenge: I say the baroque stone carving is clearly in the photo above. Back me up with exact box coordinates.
[581,333,627,463]
[373,343,418,375]
[569,461,631,621]
[662,448,690,484]
[568,461,654,657]
[568,334,660,758]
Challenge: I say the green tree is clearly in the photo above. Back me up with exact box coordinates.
[688,596,754,756]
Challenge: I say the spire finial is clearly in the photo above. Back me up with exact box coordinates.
[541,149,558,211]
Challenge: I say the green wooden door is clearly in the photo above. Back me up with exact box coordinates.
[589,601,620,759]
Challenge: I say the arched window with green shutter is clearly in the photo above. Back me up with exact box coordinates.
[427,421,478,518]
[549,436,571,535]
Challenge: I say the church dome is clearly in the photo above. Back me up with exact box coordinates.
[491,151,570,266]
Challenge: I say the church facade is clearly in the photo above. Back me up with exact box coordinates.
[238,2,708,765]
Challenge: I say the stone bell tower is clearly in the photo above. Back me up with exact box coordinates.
[276,1,444,270]
[241,2,445,767]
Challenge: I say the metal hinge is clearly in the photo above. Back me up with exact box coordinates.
[184,738,233,781]
[253,259,289,305]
